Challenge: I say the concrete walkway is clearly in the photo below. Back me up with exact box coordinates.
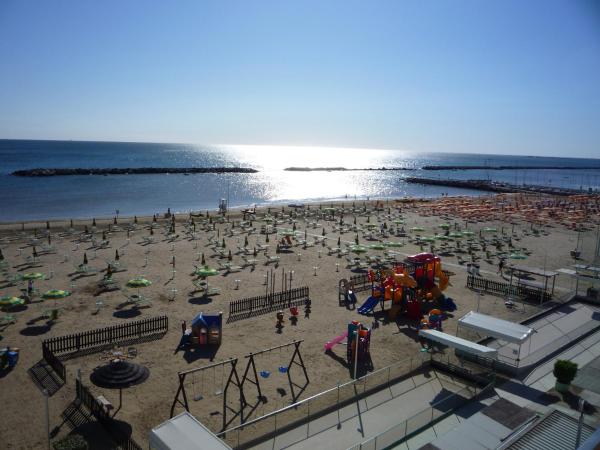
[250,372,471,450]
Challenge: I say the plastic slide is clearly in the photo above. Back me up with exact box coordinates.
[324,330,348,351]
[358,296,379,315]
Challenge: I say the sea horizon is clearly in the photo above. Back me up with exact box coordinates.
[1,139,599,222]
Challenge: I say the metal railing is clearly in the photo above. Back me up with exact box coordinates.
[217,354,435,449]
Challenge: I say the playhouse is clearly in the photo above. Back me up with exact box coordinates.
[189,312,223,346]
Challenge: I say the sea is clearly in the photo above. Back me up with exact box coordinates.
[1,139,599,222]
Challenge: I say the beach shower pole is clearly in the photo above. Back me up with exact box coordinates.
[43,389,50,450]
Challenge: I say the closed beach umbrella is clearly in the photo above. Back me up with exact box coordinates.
[32,246,38,258]
[228,250,232,261]
[115,249,120,261]
[244,236,248,247]
[350,245,368,254]
[83,253,88,265]
[0,249,4,260]
[337,236,341,246]
[201,253,205,265]
[369,243,386,250]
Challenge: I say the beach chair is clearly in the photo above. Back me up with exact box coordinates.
[265,255,280,266]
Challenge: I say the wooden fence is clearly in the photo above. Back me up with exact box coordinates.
[44,315,168,355]
[41,316,168,383]
[228,287,309,319]
[42,341,66,382]
[349,273,371,292]
[76,378,142,450]
[467,274,551,303]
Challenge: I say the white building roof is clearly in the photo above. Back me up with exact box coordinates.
[458,311,534,344]
[150,412,232,450]
[418,329,498,358]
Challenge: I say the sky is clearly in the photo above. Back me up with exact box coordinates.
[0,1,599,157]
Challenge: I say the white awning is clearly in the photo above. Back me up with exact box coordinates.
[418,329,498,359]
[150,412,232,450]
[458,311,533,344]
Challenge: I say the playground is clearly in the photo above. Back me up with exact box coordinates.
[0,195,598,448]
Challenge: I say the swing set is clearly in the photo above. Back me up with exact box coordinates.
[170,340,310,431]
[170,358,246,431]
[241,340,309,420]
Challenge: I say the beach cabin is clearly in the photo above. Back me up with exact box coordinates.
[190,312,223,347]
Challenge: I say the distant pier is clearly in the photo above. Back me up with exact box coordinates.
[12,167,258,177]
[421,165,600,171]
[404,177,594,196]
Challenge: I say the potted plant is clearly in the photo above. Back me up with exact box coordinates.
[553,360,578,393]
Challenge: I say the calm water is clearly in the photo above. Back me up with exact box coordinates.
[1,139,599,221]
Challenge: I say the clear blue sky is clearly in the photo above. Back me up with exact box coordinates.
[1,1,599,157]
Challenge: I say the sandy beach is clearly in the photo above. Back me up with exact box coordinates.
[1,194,599,449]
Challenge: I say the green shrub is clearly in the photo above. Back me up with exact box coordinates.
[53,434,88,450]
[553,360,578,384]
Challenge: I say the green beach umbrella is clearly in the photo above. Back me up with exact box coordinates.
[462,231,475,236]
[393,219,405,225]
[369,243,386,250]
[438,224,450,230]
[410,227,425,232]
[384,242,404,247]
[483,227,497,233]
[510,253,527,260]
[42,289,71,300]
[126,277,152,288]
[449,232,464,238]
[195,266,218,278]
[421,236,436,242]
[22,272,45,281]
[0,296,25,308]
[350,245,368,254]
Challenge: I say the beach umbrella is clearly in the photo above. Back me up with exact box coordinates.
[393,219,405,225]
[42,289,71,300]
[32,246,38,258]
[102,230,107,240]
[438,223,450,230]
[384,242,403,247]
[293,222,297,231]
[153,215,157,222]
[84,225,89,234]
[83,253,88,265]
[509,253,527,260]
[22,272,45,281]
[449,232,463,238]
[369,243,386,250]
[322,228,326,237]
[106,264,113,279]
[0,296,25,309]
[195,266,219,294]
[483,227,497,233]
[221,238,226,248]
[126,277,152,298]
[115,249,120,261]
[113,217,117,225]
[462,231,475,236]
[93,218,97,227]
[353,217,357,225]
[355,234,359,245]
[410,227,425,232]
[0,249,3,260]
[70,219,73,228]
[228,250,232,261]
[244,236,248,247]
[47,234,52,245]
[266,234,269,243]
[253,247,257,257]
[201,253,205,265]
[337,236,341,246]
[134,216,138,224]
[172,256,176,267]
[421,236,435,242]
[150,227,154,235]
[350,245,368,254]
